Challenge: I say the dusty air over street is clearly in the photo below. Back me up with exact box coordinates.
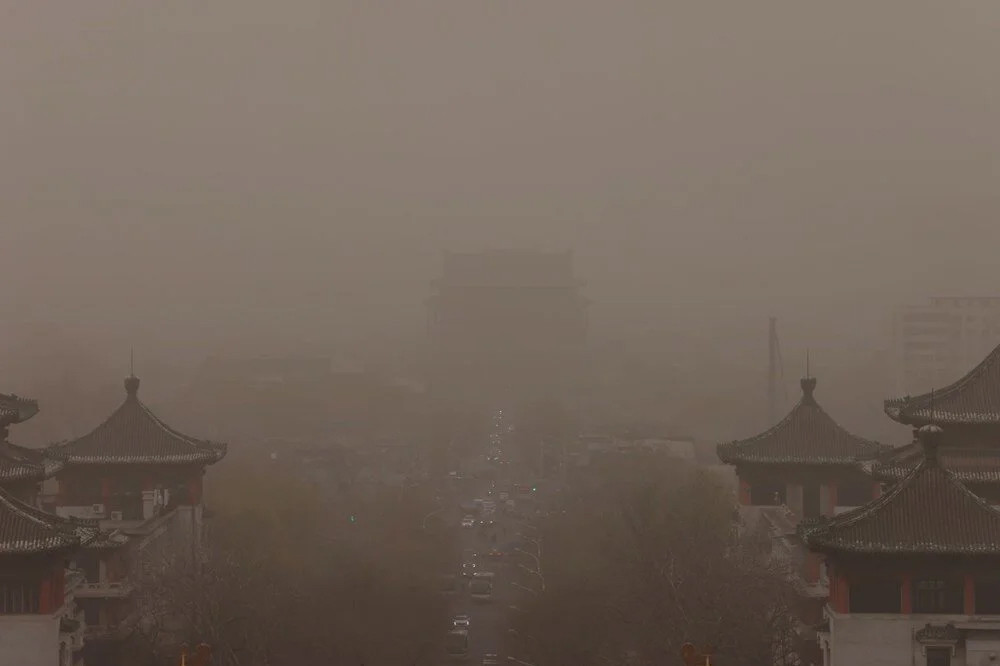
[2,2,1000,666]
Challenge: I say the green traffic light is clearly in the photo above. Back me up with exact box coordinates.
[349,514,356,523]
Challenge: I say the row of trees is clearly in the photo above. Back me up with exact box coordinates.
[124,460,452,665]
[510,452,799,666]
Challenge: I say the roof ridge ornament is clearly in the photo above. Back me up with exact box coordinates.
[124,348,140,397]
[800,375,818,405]
[917,422,943,467]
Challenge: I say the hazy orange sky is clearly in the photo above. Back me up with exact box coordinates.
[2,1,998,361]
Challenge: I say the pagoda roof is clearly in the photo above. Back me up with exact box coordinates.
[885,342,1000,426]
[717,377,888,466]
[0,486,97,555]
[0,441,63,483]
[49,376,227,467]
[0,390,62,483]
[870,441,1000,483]
[0,392,40,425]
[803,426,1000,556]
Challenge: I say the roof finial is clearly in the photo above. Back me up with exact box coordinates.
[917,423,942,466]
[800,351,817,405]
[124,349,140,398]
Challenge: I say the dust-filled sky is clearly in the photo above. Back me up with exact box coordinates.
[2,1,999,362]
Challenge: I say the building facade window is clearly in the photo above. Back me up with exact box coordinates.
[925,646,951,666]
[913,578,963,614]
[849,579,901,613]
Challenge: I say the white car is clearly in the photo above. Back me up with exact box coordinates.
[461,516,476,528]
[452,614,471,628]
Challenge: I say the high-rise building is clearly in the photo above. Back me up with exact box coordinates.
[891,297,1000,397]
[426,250,588,406]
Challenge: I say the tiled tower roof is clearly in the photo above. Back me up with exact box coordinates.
[885,342,1000,426]
[0,391,62,483]
[803,426,1000,555]
[717,377,887,466]
[49,376,226,466]
[0,486,97,554]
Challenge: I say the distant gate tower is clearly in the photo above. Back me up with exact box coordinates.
[426,249,588,406]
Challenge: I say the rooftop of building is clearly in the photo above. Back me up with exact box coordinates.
[869,439,1000,483]
[47,375,227,467]
[0,485,99,555]
[802,425,1000,556]
[0,391,62,483]
[885,341,1000,426]
[717,376,888,466]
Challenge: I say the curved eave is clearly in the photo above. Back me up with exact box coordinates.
[56,450,225,466]
[884,405,1000,426]
[805,538,1000,556]
[872,463,1000,484]
[717,450,874,466]
[0,537,81,555]
[884,342,1000,425]
[0,394,40,424]
[0,465,48,483]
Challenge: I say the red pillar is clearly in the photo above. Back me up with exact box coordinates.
[188,474,203,505]
[101,477,112,506]
[872,481,883,500]
[803,552,821,584]
[965,574,976,614]
[39,576,52,613]
[829,567,849,613]
[738,478,751,505]
[901,573,912,613]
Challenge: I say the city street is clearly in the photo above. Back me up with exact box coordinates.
[439,411,538,665]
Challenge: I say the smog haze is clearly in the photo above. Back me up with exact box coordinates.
[2,1,999,441]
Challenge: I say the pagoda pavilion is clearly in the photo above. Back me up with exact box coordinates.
[45,374,226,661]
[48,373,226,526]
[718,375,889,521]
[803,425,1000,666]
[876,342,1000,503]
[1,391,62,502]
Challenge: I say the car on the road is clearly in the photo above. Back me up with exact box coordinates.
[478,519,496,528]
[485,548,504,559]
[462,562,477,577]
[461,516,476,528]
[482,653,501,665]
[452,614,470,629]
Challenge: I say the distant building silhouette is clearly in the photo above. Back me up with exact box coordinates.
[425,250,588,406]
[891,296,1000,396]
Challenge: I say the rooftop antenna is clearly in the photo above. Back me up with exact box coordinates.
[130,347,135,377]
[806,348,811,379]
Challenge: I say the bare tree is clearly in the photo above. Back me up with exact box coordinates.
[512,453,798,666]
[125,461,450,666]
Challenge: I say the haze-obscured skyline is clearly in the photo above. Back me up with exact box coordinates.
[2,1,998,366]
